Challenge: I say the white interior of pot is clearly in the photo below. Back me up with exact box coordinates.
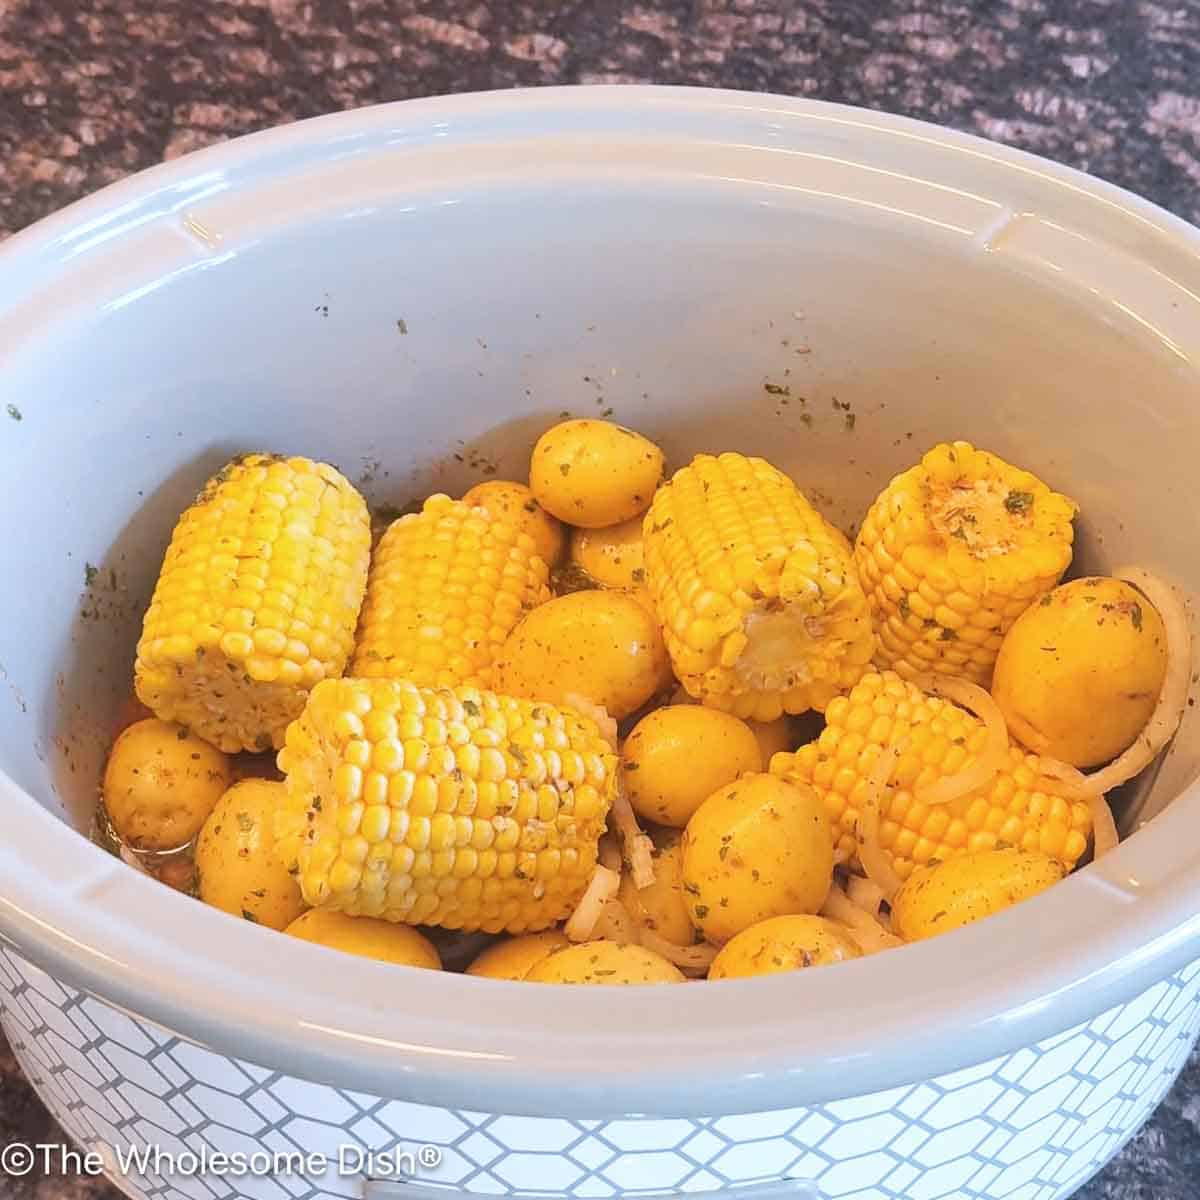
[2,92,1199,884]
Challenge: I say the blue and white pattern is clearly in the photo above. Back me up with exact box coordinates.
[2,945,1198,1200]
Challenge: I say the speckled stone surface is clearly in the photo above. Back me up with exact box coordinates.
[2,1,1200,1197]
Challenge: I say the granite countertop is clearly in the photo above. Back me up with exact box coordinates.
[2,1,1200,1197]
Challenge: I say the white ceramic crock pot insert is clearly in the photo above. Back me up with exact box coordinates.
[1,89,1200,1199]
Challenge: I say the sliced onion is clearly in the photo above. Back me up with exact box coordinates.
[821,883,904,952]
[638,928,719,974]
[611,781,656,890]
[857,742,905,902]
[846,874,886,920]
[1066,567,1191,800]
[565,865,620,941]
[913,675,1008,805]
[597,833,623,874]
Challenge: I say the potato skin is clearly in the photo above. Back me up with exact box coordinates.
[284,910,442,968]
[682,774,834,944]
[524,940,684,984]
[992,576,1167,767]
[570,515,646,590]
[891,848,1065,942]
[103,719,232,850]
[196,779,306,930]
[463,480,566,567]
[617,832,696,947]
[529,419,664,528]
[709,915,862,980]
[465,931,571,981]
[622,706,762,828]
[494,590,673,719]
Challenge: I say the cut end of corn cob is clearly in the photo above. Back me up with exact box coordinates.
[351,495,551,689]
[134,454,371,753]
[769,670,1092,880]
[642,452,876,721]
[276,678,618,934]
[854,441,1077,685]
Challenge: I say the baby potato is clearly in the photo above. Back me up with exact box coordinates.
[617,832,696,946]
[683,774,833,944]
[195,780,305,931]
[494,590,672,719]
[530,419,664,528]
[569,515,646,590]
[462,479,566,567]
[747,717,795,765]
[708,915,862,980]
[284,910,442,969]
[524,940,685,984]
[891,848,1065,942]
[622,706,762,827]
[103,719,232,851]
[993,577,1168,767]
[465,930,571,981]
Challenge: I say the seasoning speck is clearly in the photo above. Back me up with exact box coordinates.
[6,404,21,421]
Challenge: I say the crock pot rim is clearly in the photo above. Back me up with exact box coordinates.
[2,85,1200,1118]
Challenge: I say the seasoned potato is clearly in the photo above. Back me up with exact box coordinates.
[622,706,762,827]
[494,590,672,719]
[747,717,795,765]
[617,832,696,946]
[524,940,684,984]
[529,419,664,528]
[284,910,442,968]
[891,848,1065,942]
[463,479,566,567]
[569,515,646,590]
[465,931,571,981]
[195,780,305,931]
[682,774,833,943]
[992,577,1167,767]
[103,719,232,850]
[709,915,862,979]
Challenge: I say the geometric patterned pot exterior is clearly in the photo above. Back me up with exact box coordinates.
[2,946,1198,1200]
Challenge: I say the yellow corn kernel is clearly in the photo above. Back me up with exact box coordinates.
[276,678,617,933]
[642,452,875,720]
[770,669,1092,879]
[854,442,1076,685]
[134,454,371,752]
[352,495,550,689]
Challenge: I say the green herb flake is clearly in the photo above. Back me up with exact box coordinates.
[1004,490,1034,514]
[6,404,21,422]
[764,382,789,396]
[844,413,856,432]
[462,699,481,717]
[1039,594,1053,607]
[899,597,911,619]
[236,811,254,832]
[1131,602,1144,632]
[241,909,260,924]
[939,626,958,641]
[694,904,710,919]
[84,563,99,587]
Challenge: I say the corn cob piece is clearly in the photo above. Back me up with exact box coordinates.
[134,454,371,753]
[641,452,875,721]
[352,495,551,689]
[276,677,618,933]
[854,441,1076,685]
[769,670,1092,880]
